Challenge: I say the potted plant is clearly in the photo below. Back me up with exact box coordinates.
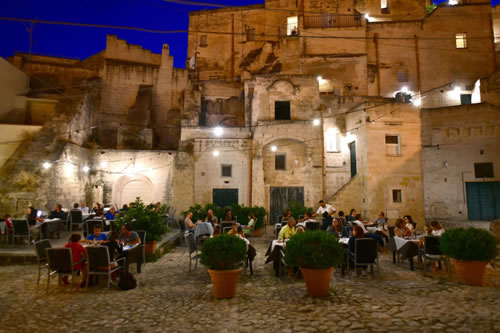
[200,234,247,298]
[440,227,497,286]
[285,230,345,297]
[116,198,168,256]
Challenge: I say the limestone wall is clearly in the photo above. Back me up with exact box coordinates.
[0,57,27,120]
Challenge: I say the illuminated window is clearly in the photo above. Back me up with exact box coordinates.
[287,16,298,36]
[246,28,256,42]
[200,35,208,47]
[385,135,401,156]
[456,33,467,49]
[326,129,340,153]
[381,0,390,13]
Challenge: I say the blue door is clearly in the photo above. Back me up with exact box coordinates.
[466,182,500,220]
[349,141,357,178]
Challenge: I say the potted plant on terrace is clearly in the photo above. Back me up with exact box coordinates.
[440,227,497,286]
[200,234,247,298]
[285,230,345,297]
[116,198,168,256]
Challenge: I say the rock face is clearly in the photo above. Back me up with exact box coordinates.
[0,235,499,332]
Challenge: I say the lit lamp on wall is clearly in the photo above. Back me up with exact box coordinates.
[270,145,277,152]
[42,162,51,170]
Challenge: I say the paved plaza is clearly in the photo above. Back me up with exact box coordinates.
[0,233,499,333]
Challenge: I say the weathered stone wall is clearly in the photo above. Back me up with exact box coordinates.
[422,102,500,222]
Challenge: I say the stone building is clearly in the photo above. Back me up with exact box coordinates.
[1,0,499,225]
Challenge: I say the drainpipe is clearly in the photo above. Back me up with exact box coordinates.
[374,34,381,96]
[321,107,326,200]
[248,88,254,207]
[414,35,422,94]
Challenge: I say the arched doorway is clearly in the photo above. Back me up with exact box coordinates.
[114,175,154,207]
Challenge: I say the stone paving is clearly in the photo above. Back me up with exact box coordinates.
[0,233,499,333]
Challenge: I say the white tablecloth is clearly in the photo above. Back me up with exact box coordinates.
[394,236,419,251]
[339,237,349,245]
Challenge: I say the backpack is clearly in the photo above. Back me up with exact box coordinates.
[118,272,137,290]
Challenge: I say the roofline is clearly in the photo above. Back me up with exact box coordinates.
[189,4,265,16]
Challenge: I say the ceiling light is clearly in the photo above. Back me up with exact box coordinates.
[213,126,223,137]
[212,150,220,157]
[271,145,277,152]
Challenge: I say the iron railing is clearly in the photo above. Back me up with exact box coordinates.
[303,14,362,29]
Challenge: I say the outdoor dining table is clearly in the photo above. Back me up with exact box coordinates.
[34,218,65,239]
[394,236,420,271]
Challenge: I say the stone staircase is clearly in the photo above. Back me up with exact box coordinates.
[326,175,362,212]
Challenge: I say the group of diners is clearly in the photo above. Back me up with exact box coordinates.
[184,208,256,238]
[58,223,141,288]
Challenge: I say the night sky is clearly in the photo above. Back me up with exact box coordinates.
[0,0,498,68]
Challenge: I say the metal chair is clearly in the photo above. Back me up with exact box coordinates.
[185,233,199,272]
[221,222,233,234]
[84,219,104,238]
[305,221,320,231]
[423,236,450,274]
[275,225,282,239]
[69,210,83,232]
[0,221,9,244]
[86,246,126,289]
[34,239,52,285]
[347,238,379,275]
[136,230,147,269]
[46,248,80,293]
[386,226,399,263]
[12,219,32,247]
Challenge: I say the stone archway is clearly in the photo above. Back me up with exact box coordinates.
[113,174,154,207]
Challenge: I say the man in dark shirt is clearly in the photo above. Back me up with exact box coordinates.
[48,204,67,220]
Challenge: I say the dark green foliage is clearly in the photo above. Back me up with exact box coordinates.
[426,4,437,14]
[440,228,497,261]
[288,201,314,220]
[200,234,247,270]
[183,203,266,229]
[285,231,345,269]
[115,198,168,242]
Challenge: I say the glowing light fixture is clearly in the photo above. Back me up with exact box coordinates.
[42,162,51,170]
[313,119,321,126]
[271,145,277,152]
[317,76,322,81]
[213,126,223,137]
[212,150,220,157]
[453,86,462,93]
[449,0,458,5]
[413,98,422,107]
[83,166,90,173]
[401,86,408,93]
[100,161,108,168]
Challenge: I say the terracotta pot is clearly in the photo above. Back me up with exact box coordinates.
[145,240,157,256]
[252,227,265,237]
[300,266,334,297]
[452,259,488,286]
[208,268,242,299]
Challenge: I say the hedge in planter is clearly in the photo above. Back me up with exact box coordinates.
[115,197,168,242]
[285,231,345,269]
[183,203,267,230]
[440,227,497,286]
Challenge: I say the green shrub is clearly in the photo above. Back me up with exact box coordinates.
[183,203,267,229]
[200,234,247,270]
[115,198,168,242]
[440,228,497,261]
[288,201,314,220]
[285,231,345,269]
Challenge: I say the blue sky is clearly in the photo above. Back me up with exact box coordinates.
[0,0,498,68]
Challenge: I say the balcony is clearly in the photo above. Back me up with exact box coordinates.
[303,14,362,29]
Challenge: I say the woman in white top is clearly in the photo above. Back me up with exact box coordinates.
[184,212,196,231]
[404,215,416,232]
[430,220,445,236]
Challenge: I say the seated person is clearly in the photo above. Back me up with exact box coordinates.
[27,206,42,226]
[236,226,246,238]
[430,220,446,236]
[104,231,123,261]
[298,212,317,227]
[48,204,67,220]
[184,212,197,231]
[212,225,221,237]
[205,209,218,226]
[348,226,384,253]
[63,233,87,288]
[351,214,368,233]
[222,209,235,222]
[375,212,386,227]
[227,223,239,235]
[242,212,256,236]
[404,215,416,232]
[337,211,347,228]
[327,218,349,238]
[278,218,296,241]
[119,224,141,245]
[72,203,80,211]
[282,209,292,223]
[104,206,118,220]
[81,225,108,244]
[394,218,412,237]
[345,209,357,225]
[80,202,90,215]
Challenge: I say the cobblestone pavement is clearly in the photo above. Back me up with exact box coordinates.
[0,235,499,333]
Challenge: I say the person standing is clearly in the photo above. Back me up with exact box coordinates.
[313,200,336,231]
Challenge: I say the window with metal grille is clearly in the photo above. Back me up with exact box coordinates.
[200,35,208,47]
[397,70,408,83]
[474,163,494,178]
[246,28,256,41]
[385,135,401,156]
[456,33,467,49]
[392,189,402,203]
[460,94,472,105]
[221,164,232,177]
[275,101,291,120]
[275,154,286,170]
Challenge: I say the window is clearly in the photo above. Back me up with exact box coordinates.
[474,163,494,178]
[397,70,408,83]
[275,154,286,170]
[460,94,472,105]
[456,33,467,49]
[385,135,401,156]
[275,101,291,120]
[246,28,256,42]
[200,35,208,47]
[392,189,402,203]
[221,164,232,177]
[381,0,390,13]
[326,129,341,153]
[287,16,298,36]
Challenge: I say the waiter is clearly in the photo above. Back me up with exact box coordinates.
[313,200,336,231]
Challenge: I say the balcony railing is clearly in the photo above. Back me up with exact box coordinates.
[303,14,362,29]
